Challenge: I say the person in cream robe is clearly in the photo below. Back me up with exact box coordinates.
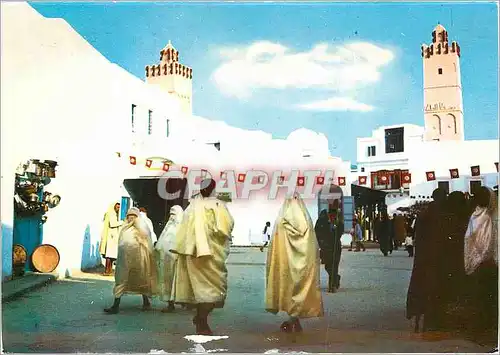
[99,202,123,276]
[104,207,157,314]
[266,193,324,332]
[155,205,184,313]
[170,179,234,336]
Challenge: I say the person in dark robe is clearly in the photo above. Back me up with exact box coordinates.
[434,191,470,331]
[315,210,336,292]
[378,212,391,256]
[406,188,447,332]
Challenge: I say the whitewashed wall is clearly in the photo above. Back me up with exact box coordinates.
[1,2,351,281]
[1,3,183,279]
[407,140,499,197]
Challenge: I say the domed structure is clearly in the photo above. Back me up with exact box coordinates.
[286,128,330,158]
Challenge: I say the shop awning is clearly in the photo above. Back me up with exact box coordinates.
[351,184,387,207]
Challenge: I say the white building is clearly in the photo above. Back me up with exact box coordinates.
[1,3,352,281]
[353,24,498,213]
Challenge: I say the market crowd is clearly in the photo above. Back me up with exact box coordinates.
[99,179,324,335]
[406,186,498,341]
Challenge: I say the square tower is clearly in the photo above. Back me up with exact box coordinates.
[421,24,464,141]
[145,41,193,115]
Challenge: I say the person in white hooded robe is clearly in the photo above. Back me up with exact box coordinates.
[155,205,184,313]
[104,207,157,314]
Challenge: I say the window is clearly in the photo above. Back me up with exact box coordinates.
[166,118,170,137]
[385,127,404,153]
[367,145,376,157]
[148,110,153,135]
[438,68,443,75]
[131,104,136,133]
[361,167,365,172]
[438,181,450,195]
[470,180,482,196]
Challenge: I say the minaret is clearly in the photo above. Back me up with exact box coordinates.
[145,41,193,115]
[421,24,464,141]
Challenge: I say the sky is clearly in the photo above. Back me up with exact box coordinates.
[31,1,499,162]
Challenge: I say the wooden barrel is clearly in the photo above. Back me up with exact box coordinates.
[31,244,60,273]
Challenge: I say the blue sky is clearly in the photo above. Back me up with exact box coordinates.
[31,2,498,162]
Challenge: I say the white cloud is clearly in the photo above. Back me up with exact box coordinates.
[212,40,394,106]
[296,97,375,112]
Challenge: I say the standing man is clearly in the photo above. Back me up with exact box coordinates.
[260,221,272,252]
[170,179,234,336]
[100,202,123,276]
[104,207,157,314]
[353,218,366,252]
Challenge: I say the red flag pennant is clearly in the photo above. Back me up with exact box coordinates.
[470,165,480,177]
[237,173,246,183]
[220,171,227,179]
[277,176,285,185]
[257,175,265,184]
[145,159,153,168]
[297,176,305,187]
[402,172,411,184]
[316,176,325,185]
[338,177,346,186]
[359,176,367,185]
[426,171,436,181]
[129,156,137,165]
[162,163,170,172]
[379,173,388,184]
[181,166,188,175]
[449,168,459,179]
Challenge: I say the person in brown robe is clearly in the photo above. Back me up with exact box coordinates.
[406,188,447,332]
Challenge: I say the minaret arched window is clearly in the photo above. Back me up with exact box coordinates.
[432,114,442,135]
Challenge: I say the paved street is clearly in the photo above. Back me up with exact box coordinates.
[2,248,491,353]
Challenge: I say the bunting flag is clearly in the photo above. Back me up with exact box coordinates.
[449,168,459,179]
[129,156,137,165]
[220,171,227,179]
[402,172,411,184]
[496,162,499,172]
[145,159,153,168]
[426,171,436,181]
[181,166,189,175]
[237,173,246,183]
[358,176,367,185]
[162,163,170,172]
[277,176,285,185]
[338,177,346,186]
[379,173,389,185]
[316,176,325,185]
[257,175,265,184]
[471,165,480,177]
[297,176,305,187]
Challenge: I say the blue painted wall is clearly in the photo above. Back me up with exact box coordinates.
[13,215,43,271]
[2,223,14,280]
[120,197,130,220]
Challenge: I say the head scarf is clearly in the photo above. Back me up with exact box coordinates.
[126,207,141,218]
[464,187,498,275]
[156,205,184,252]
